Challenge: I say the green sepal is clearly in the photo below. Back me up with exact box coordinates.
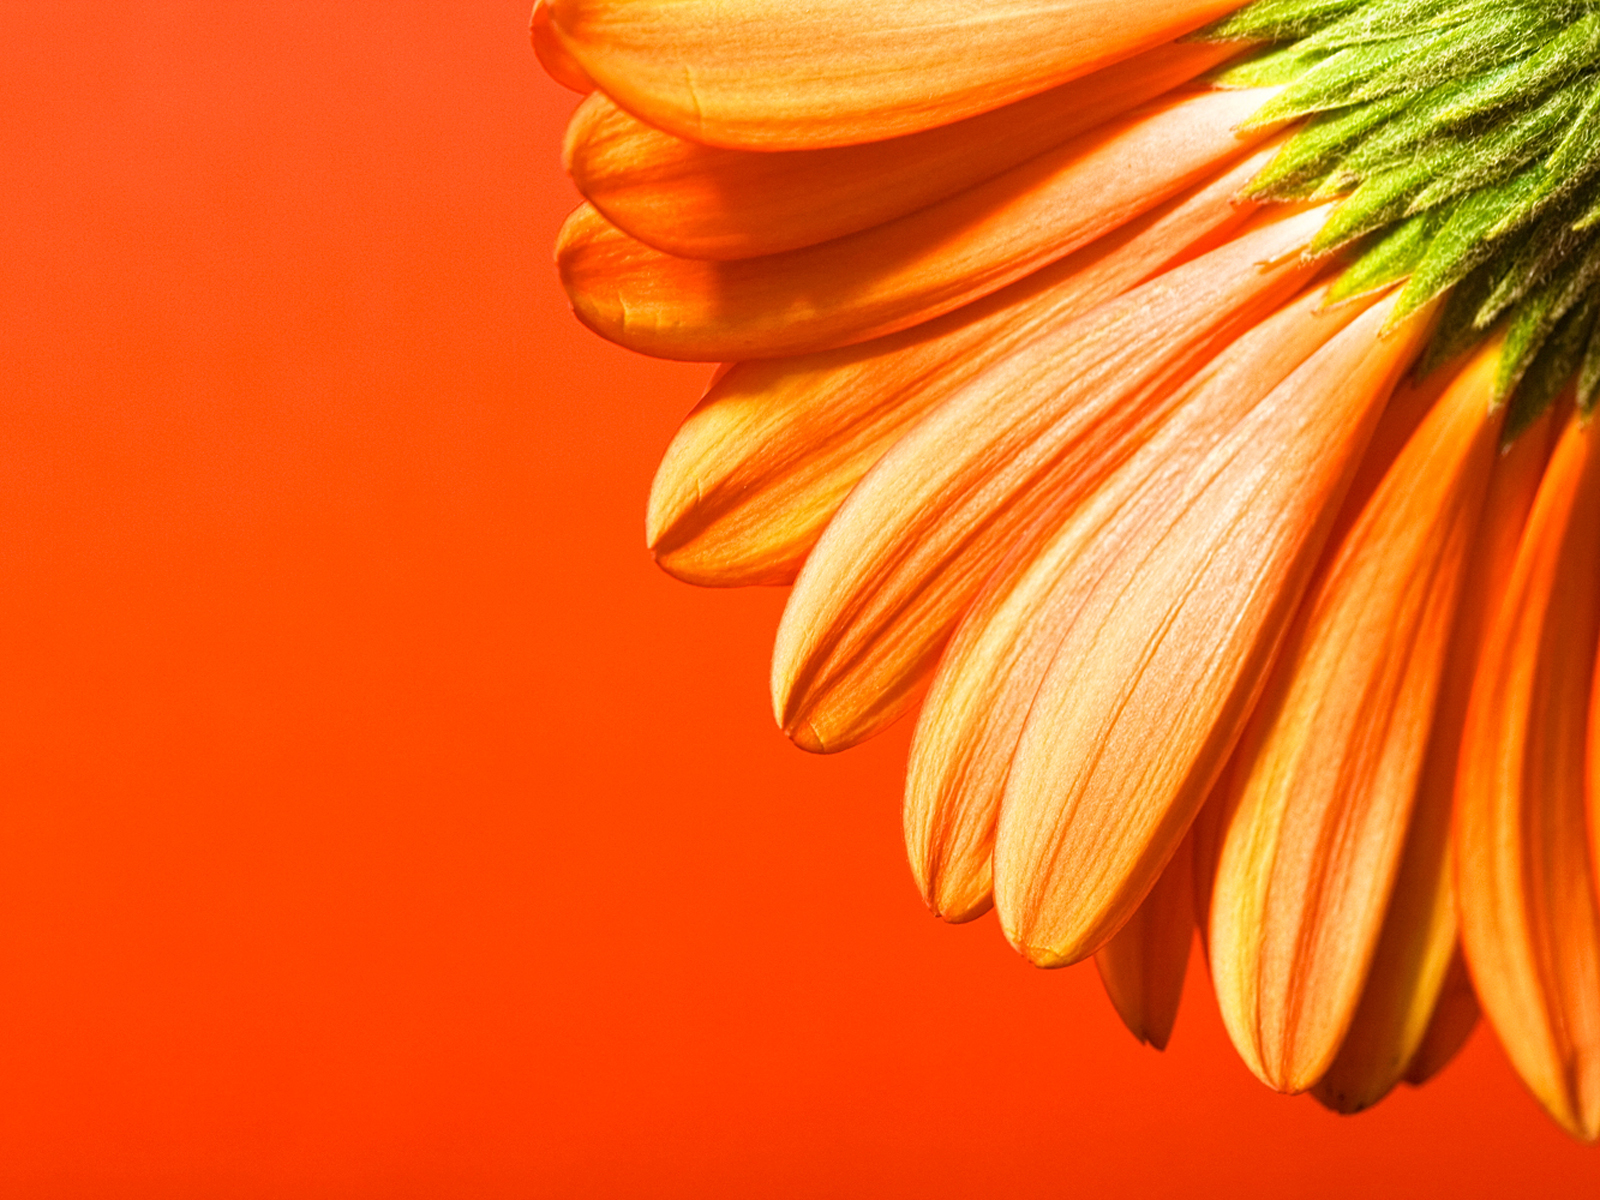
[1209,42,1332,88]
[1195,0,1369,42]
[1243,93,1413,198]
[1502,290,1599,440]
[1419,261,1499,376]
[1392,165,1548,322]
[1494,238,1600,403]
[1433,12,1600,126]
[1309,153,1444,252]
[1328,211,1438,301]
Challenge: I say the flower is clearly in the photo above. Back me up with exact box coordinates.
[537,0,1600,1140]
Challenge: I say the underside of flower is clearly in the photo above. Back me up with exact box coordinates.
[1207,0,1600,435]
[536,0,1600,1143]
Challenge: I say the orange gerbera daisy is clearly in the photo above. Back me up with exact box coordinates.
[536,0,1600,1140]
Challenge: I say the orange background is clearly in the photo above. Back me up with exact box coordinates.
[2,3,1598,1195]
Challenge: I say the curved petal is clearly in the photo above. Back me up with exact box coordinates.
[904,283,1367,922]
[769,209,1328,754]
[1095,825,1197,1051]
[1209,339,1504,1093]
[548,0,1244,150]
[993,293,1434,969]
[647,149,1271,588]
[1314,400,1554,1113]
[556,89,1276,361]
[1456,413,1600,1143]
[563,42,1234,260]
[533,0,594,93]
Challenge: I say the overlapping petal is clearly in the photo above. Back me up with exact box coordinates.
[1456,414,1600,1142]
[556,89,1275,361]
[533,0,594,93]
[993,292,1434,969]
[904,282,1367,922]
[562,42,1234,260]
[546,0,1242,149]
[647,150,1271,588]
[770,209,1327,755]
[1209,339,1504,1094]
[1314,396,1554,1113]
[1095,827,1197,1051]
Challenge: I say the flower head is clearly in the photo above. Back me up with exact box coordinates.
[538,0,1600,1140]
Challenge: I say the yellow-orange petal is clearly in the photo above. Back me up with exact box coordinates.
[1456,413,1600,1143]
[532,0,594,93]
[562,42,1235,260]
[1401,951,1480,1089]
[1314,397,1553,1115]
[903,282,1367,922]
[556,88,1276,361]
[1095,826,1197,1051]
[770,208,1327,754]
[1210,338,1503,1094]
[994,292,1435,969]
[648,149,1271,588]
[548,0,1243,150]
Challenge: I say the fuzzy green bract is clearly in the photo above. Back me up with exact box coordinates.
[1201,0,1600,428]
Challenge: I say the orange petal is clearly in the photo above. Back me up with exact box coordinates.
[557,89,1276,361]
[548,0,1244,150]
[1314,396,1554,1114]
[1210,339,1504,1093]
[904,282,1368,922]
[1456,412,1600,1142]
[532,0,594,93]
[770,208,1328,754]
[562,42,1235,260]
[648,148,1271,588]
[1095,825,1197,1051]
[1401,950,1480,1089]
[994,292,1435,969]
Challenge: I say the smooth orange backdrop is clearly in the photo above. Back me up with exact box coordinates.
[2,3,1597,1195]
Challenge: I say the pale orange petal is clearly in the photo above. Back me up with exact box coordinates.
[770,209,1328,754]
[1314,397,1554,1114]
[1095,826,1197,1051]
[563,42,1234,260]
[904,282,1367,922]
[648,149,1272,588]
[1456,413,1600,1142]
[556,89,1276,361]
[1210,339,1503,1093]
[548,0,1243,149]
[994,293,1435,969]
[533,0,595,93]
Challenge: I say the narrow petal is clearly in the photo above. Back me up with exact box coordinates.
[904,283,1368,922]
[563,42,1234,260]
[548,0,1243,150]
[1192,365,1462,960]
[648,149,1272,588]
[556,89,1276,361]
[995,293,1435,969]
[1400,951,1480,1089]
[1095,826,1197,1051]
[1315,397,1554,1114]
[770,209,1328,754]
[1456,413,1600,1143]
[533,0,594,93]
[1210,338,1504,1094]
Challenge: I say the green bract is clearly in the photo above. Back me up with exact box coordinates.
[1201,0,1600,428]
